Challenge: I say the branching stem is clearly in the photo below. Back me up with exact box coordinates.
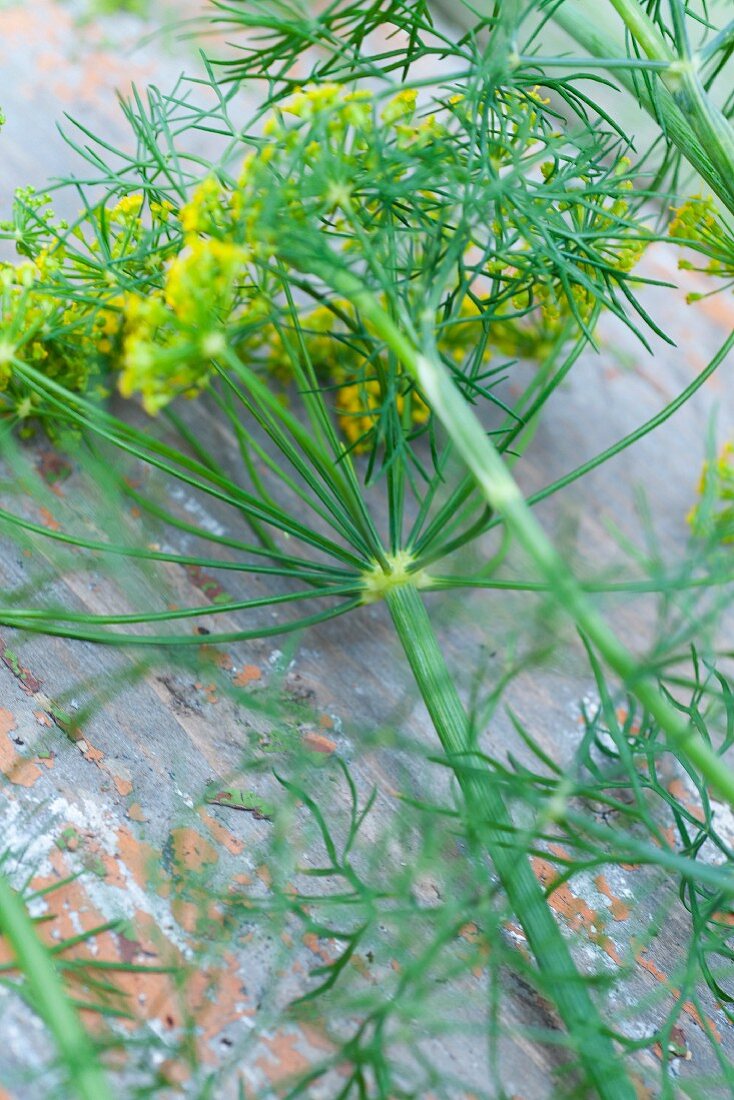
[310,264,734,810]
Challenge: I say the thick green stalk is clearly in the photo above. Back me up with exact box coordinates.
[0,873,113,1100]
[386,583,634,1099]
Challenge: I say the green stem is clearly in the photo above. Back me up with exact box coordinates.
[386,583,634,1099]
[0,873,113,1100]
[605,0,673,61]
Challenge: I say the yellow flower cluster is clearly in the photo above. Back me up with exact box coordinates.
[109,88,446,428]
[668,194,733,299]
[335,374,430,450]
[263,299,432,450]
[179,176,231,237]
[669,195,719,243]
[688,442,734,544]
[120,236,250,414]
[0,190,178,426]
[0,249,96,423]
[107,83,650,439]
[0,81,653,447]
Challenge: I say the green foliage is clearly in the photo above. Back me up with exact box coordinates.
[0,1,732,1097]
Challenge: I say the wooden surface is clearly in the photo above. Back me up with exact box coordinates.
[1,3,734,1097]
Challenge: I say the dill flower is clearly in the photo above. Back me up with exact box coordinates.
[669,194,719,242]
[119,238,251,414]
[0,75,652,442]
[380,88,418,125]
[138,80,650,442]
[688,442,734,544]
[669,194,734,292]
[0,185,187,425]
[110,194,145,223]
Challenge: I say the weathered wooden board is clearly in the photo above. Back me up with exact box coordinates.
[0,3,733,1098]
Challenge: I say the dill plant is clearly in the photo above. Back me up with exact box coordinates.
[0,1,733,1096]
